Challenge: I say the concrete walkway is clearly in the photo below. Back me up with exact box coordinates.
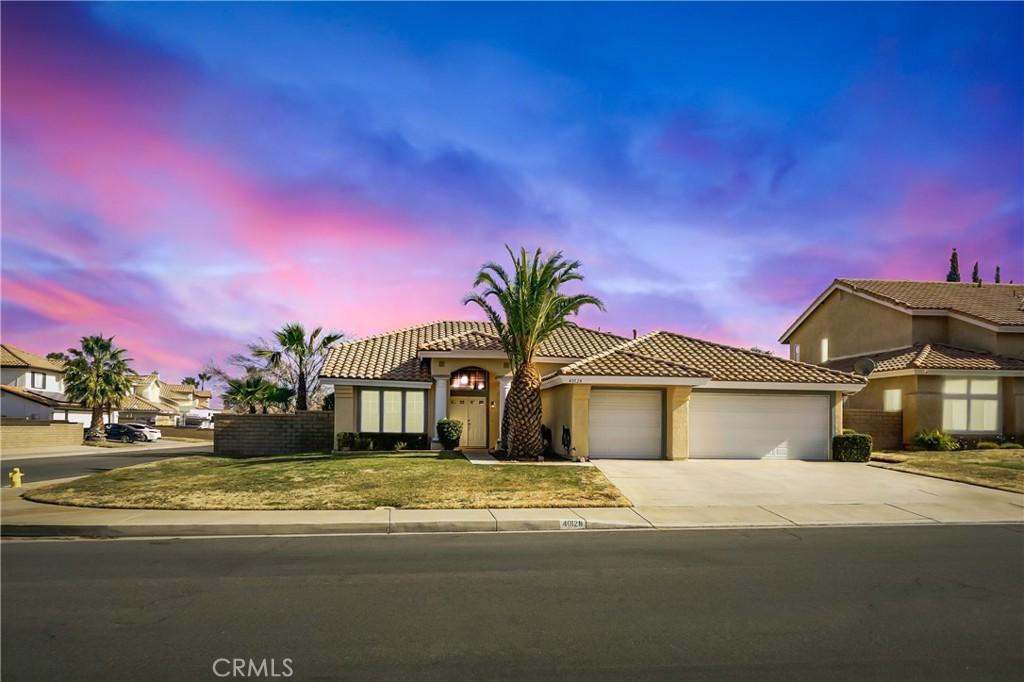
[1,439,212,460]
[3,477,1020,538]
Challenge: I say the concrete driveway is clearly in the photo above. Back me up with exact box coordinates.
[594,460,1024,525]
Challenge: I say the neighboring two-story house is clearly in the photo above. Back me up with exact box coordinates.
[1,345,217,428]
[0,343,113,425]
[122,372,216,426]
[781,279,1024,447]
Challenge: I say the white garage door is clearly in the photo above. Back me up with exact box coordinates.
[588,389,662,459]
[689,393,830,460]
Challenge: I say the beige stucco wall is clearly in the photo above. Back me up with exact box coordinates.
[541,383,591,458]
[333,385,355,436]
[788,290,913,362]
[664,386,691,460]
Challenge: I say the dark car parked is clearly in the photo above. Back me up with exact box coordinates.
[104,423,149,443]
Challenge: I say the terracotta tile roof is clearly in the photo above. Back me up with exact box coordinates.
[121,394,174,413]
[160,383,196,400]
[553,347,711,379]
[419,330,504,352]
[837,279,1024,326]
[0,344,64,372]
[1,384,60,407]
[321,321,628,381]
[130,372,158,385]
[825,344,1024,374]
[628,332,867,384]
[193,389,212,398]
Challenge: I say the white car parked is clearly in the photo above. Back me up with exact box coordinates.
[125,423,162,441]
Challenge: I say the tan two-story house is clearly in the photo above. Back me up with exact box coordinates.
[781,279,1024,447]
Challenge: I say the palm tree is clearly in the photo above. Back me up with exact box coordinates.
[182,377,199,387]
[63,336,135,439]
[253,323,343,411]
[465,246,604,458]
[197,372,212,390]
[223,375,272,414]
[263,385,296,413]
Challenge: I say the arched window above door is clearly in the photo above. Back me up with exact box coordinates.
[450,367,487,394]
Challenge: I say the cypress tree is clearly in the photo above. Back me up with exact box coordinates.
[971,262,981,284]
[995,266,1001,283]
[946,248,960,282]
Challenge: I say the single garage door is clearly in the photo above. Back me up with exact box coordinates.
[689,393,830,460]
[588,389,663,459]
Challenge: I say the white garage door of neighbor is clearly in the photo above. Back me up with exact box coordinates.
[689,393,830,460]
[588,389,663,459]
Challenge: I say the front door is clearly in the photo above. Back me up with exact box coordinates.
[449,397,487,448]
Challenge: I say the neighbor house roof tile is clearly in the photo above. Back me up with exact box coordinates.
[321,321,628,381]
[0,344,64,372]
[628,332,867,384]
[836,279,1024,326]
[825,344,1024,374]
[121,394,174,413]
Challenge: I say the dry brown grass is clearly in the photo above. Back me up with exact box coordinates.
[870,448,1024,494]
[25,451,631,510]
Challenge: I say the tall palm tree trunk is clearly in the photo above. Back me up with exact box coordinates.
[87,405,105,440]
[505,362,543,458]
[296,371,308,411]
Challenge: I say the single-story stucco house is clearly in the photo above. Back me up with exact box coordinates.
[320,321,866,460]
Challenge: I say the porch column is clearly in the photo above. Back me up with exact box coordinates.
[497,375,512,440]
[432,375,449,444]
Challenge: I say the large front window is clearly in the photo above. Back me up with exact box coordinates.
[942,378,999,433]
[359,389,426,433]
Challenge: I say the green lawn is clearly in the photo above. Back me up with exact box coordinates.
[25,451,630,510]
[870,448,1024,494]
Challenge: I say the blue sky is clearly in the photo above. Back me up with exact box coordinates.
[2,2,1021,378]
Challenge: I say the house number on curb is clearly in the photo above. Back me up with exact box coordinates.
[559,519,586,529]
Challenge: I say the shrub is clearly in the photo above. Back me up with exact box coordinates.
[337,432,355,450]
[977,441,1000,449]
[832,433,872,462]
[913,429,959,451]
[1001,442,1023,449]
[394,441,407,451]
[436,419,463,450]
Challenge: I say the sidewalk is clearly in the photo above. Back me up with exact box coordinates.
[3,481,1021,538]
[1,439,212,460]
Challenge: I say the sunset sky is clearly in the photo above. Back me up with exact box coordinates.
[2,2,1021,383]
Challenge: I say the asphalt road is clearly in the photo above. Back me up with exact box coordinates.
[0,443,211,482]
[3,525,1022,681]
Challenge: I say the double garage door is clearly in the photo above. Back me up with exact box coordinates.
[588,389,830,460]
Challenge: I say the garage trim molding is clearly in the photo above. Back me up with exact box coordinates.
[541,375,709,389]
[703,380,864,392]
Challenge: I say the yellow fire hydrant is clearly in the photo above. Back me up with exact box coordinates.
[8,468,23,488]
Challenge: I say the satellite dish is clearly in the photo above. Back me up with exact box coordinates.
[853,358,877,376]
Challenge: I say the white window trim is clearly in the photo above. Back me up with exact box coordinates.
[793,344,801,362]
[941,377,1000,434]
[820,338,829,363]
[357,388,428,434]
[31,372,46,389]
